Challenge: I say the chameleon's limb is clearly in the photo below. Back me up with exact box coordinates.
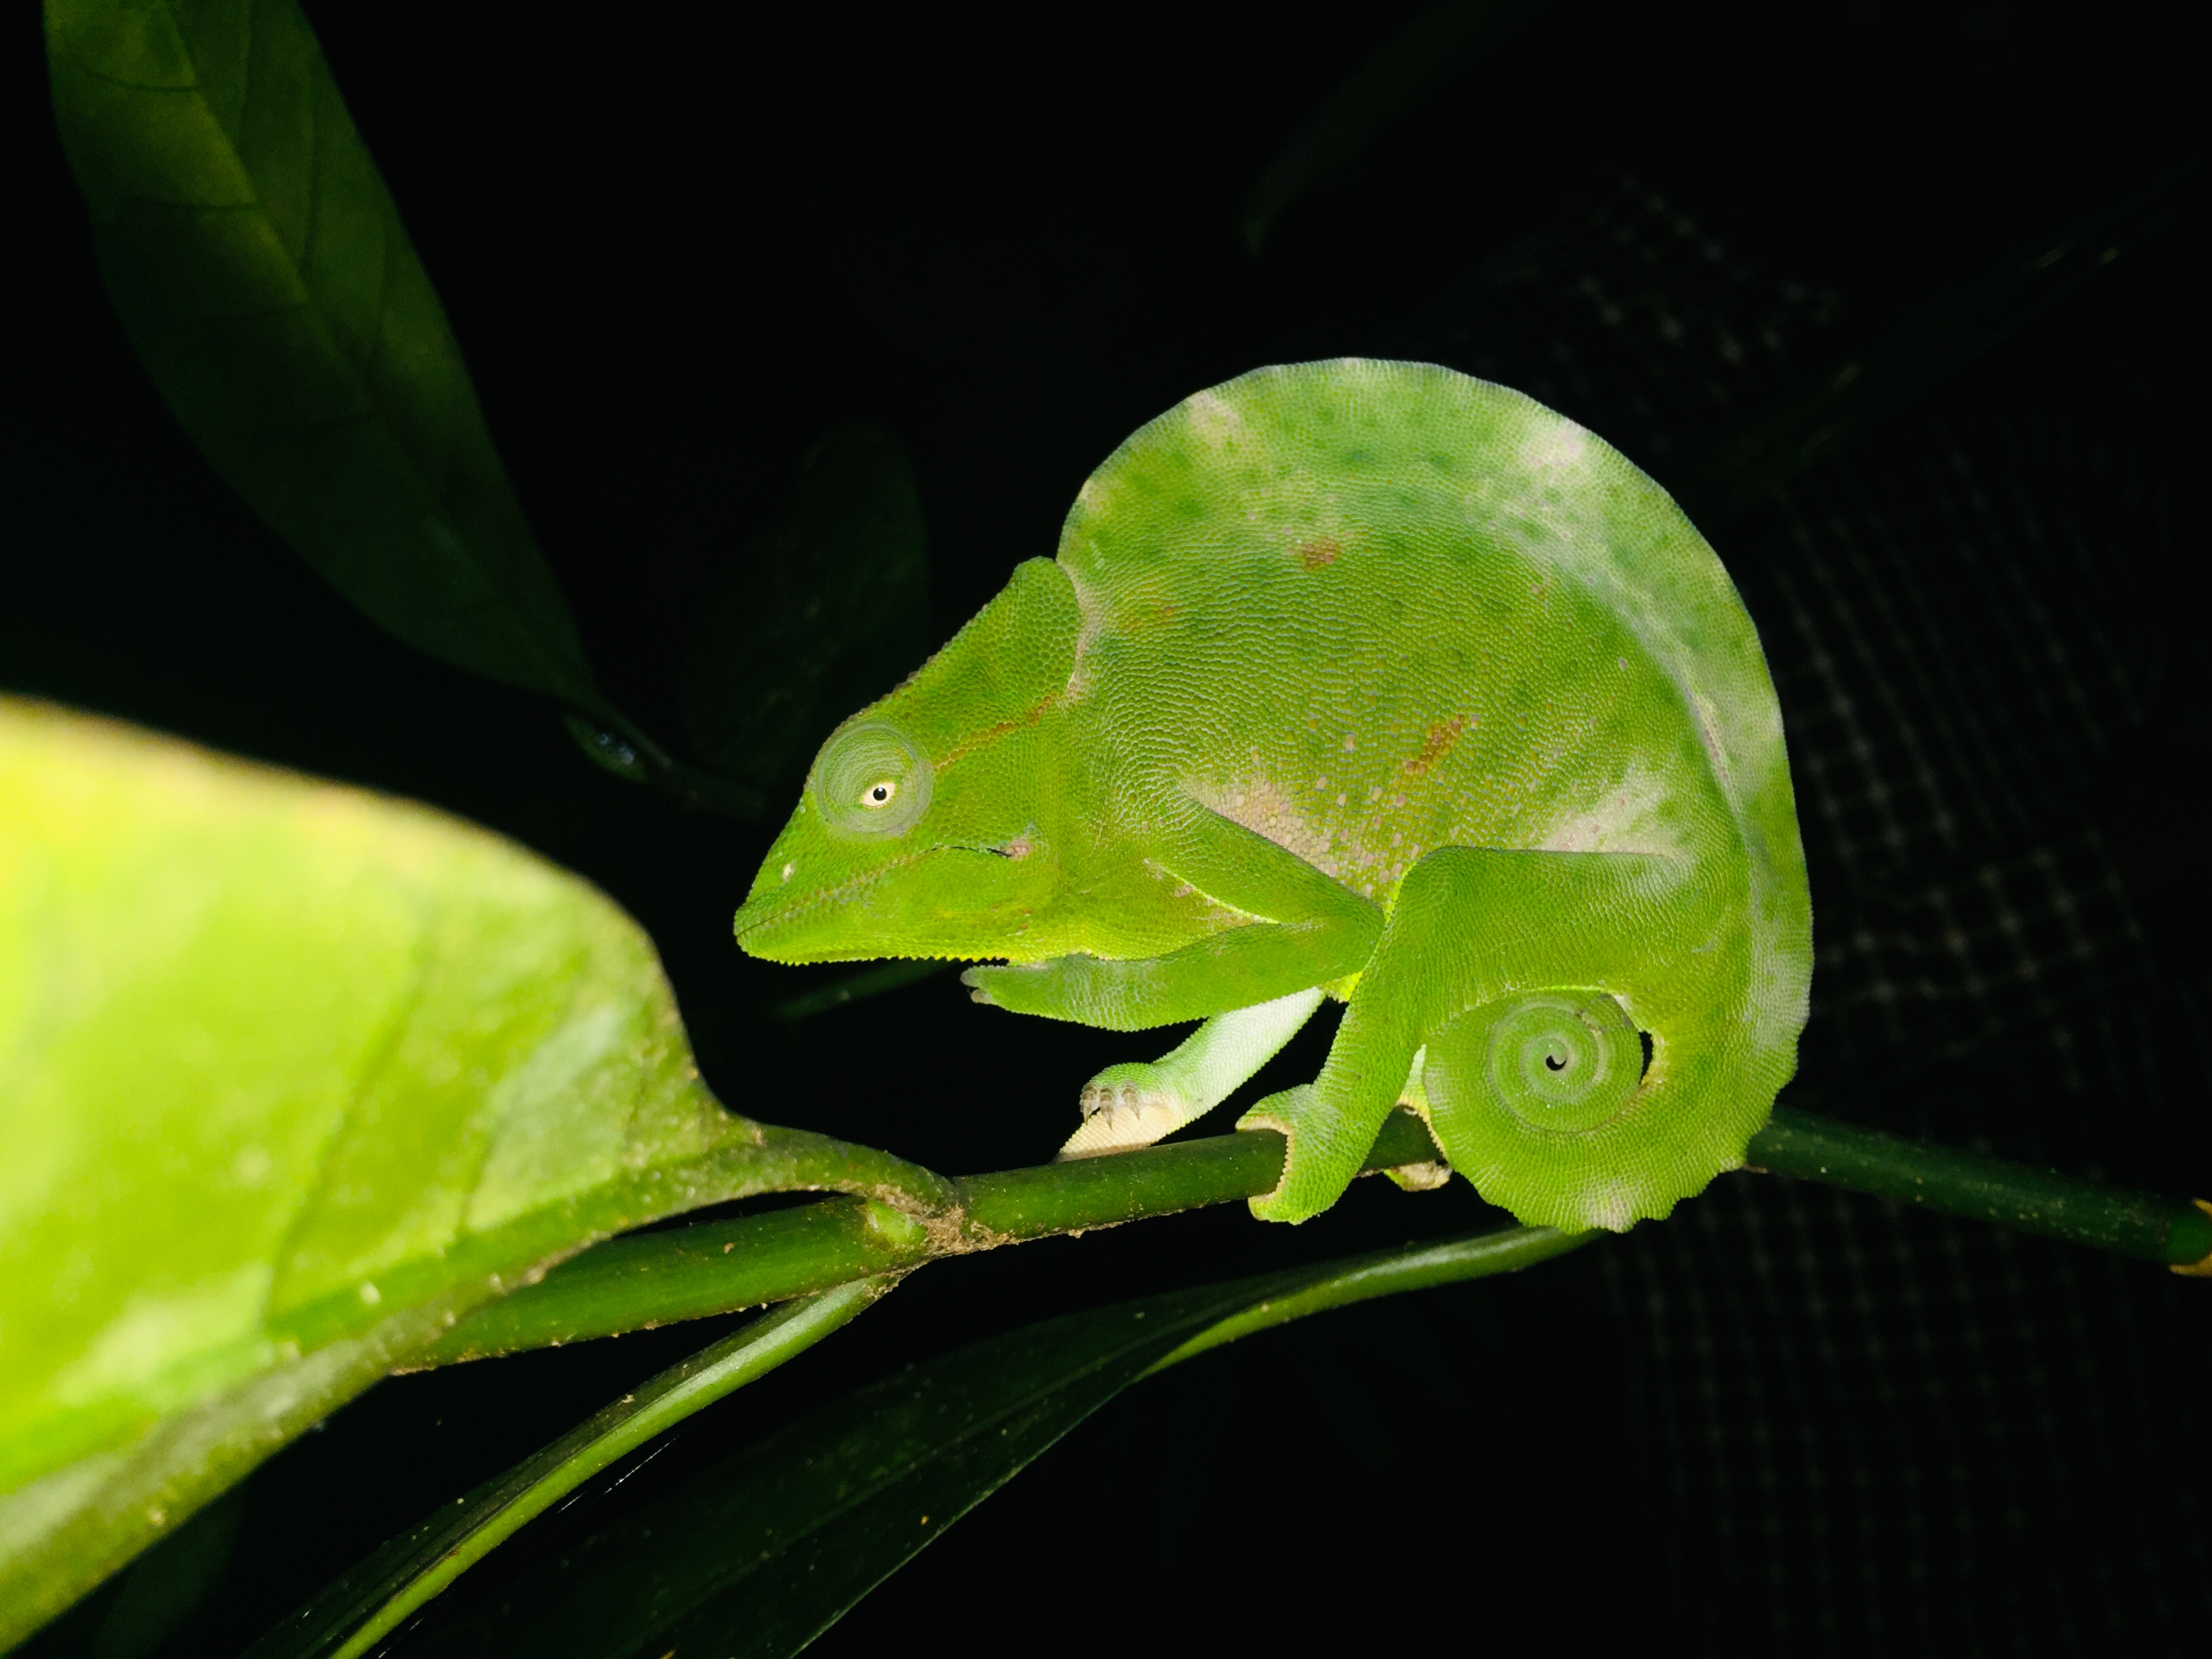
[1245,846,1757,1229]
[964,806,1380,1029]
[1059,987,1326,1160]
[962,917,1364,1030]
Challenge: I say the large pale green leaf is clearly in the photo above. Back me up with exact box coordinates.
[43,0,605,713]
[0,699,940,1646]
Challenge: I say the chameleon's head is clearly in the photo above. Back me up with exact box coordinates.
[734,558,1080,964]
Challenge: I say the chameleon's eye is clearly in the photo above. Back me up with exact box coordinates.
[813,721,932,838]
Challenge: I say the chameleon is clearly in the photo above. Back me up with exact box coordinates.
[734,359,1811,1230]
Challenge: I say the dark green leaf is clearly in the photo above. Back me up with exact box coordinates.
[87,1488,243,1659]
[0,699,945,1646]
[405,1275,1314,1659]
[680,424,929,797]
[245,1282,893,1659]
[1241,1,1547,255]
[771,958,951,1023]
[43,0,606,712]
[403,1227,1587,1658]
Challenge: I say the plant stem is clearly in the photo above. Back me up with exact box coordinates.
[417,1105,2211,1367]
[1750,1107,2212,1268]
[415,1110,1442,1364]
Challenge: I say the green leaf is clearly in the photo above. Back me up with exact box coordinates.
[1240,1,1547,255]
[42,0,606,713]
[245,1281,895,1659]
[680,423,930,798]
[0,699,946,1647]
[399,1227,1589,1658]
[85,1486,244,1659]
[771,958,950,1023]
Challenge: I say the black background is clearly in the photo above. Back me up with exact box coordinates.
[10,1,2211,1654]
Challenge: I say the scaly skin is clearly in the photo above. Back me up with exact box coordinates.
[735,359,1811,1230]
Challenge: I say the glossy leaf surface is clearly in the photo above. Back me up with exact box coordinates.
[401,1227,1586,1657]
[245,1283,895,1659]
[43,0,605,712]
[0,700,929,1645]
[680,423,929,798]
[405,1274,1319,1658]
[1241,1,1546,254]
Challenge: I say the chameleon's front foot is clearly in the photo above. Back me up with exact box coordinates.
[1054,989,1330,1160]
[959,962,1028,1010]
[1058,1063,1196,1160]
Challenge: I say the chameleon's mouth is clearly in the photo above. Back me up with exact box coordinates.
[733,852,924,956]
[733,842,1024,961]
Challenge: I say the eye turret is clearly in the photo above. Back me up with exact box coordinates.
[812,721,933,838]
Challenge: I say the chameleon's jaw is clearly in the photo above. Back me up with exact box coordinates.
[733,853,920,963]
[735,841,1057,964]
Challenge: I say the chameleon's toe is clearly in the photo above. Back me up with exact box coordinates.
[1057,1064,1195,1160]
[960,964,1016,1007]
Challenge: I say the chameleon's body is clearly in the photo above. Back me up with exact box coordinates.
[736,360,1811,1229]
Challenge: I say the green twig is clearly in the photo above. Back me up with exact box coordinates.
[419,1105,2209,1368]
[1751,1107,2212,1268]
[415,1110,1443,1364]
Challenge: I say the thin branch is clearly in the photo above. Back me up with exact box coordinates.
[1752,1107,2212,1267]
[417,1105,2212,1366]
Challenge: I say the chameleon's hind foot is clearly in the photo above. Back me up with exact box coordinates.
[1238,1083,1391,1223]
[1058,1063,1196,1160]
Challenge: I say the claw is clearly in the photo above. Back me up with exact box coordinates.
[1059,1069,1191,1160]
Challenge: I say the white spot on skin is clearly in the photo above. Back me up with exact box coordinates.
[1582,1179,1637,1232]
[781,862,795,883]
[1063,565,1110,699]
[1518,422,1590,476]
[358,1282,381,1307]
[1538,761,1688,858]
[1689,690,1732,785]
[1191,775,1416,890]
[1185,390,1244,451]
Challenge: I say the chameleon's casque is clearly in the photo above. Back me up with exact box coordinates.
[737,359,1813,1231]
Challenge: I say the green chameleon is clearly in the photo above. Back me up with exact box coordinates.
[735,359,1811,1230]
